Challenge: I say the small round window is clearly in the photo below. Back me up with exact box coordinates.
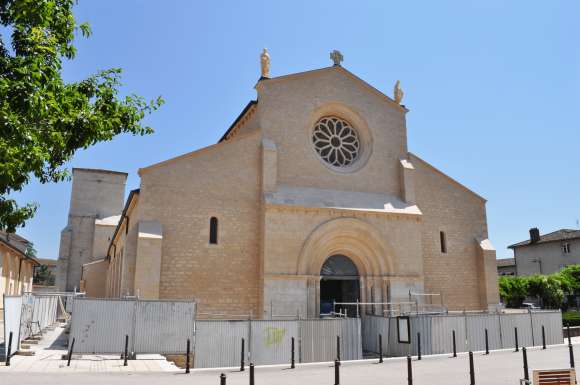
[312,116,360,168]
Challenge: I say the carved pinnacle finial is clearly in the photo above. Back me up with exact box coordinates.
[330,50,343,66]
[260,48,270,78]
[394,80,404,104]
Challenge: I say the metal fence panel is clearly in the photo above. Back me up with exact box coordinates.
[531,311,563,346]
[499,313,534,348]
[430,314,466,354]
[3,295,22,358]
[194,320,249,368]
[300,318,361,362]
[133,300,196,354]
[465,314,502,351]
[361,315,389,354]
[250,320,298,365]
[69,298,135,354]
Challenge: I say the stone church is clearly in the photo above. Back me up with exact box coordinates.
[57,51,499,318]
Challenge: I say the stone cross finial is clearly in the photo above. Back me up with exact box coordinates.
[394,80,404,104]
[260,48,270,78]
[330,50,343,66]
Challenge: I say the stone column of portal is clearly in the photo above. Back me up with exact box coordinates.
[359,276,366,317]
[381,279,390,317]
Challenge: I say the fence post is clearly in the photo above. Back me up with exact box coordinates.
[334,359,340,385]
[542,325,546,350]
[291,337,295,369]
[185,338,190,374]
[522,347,529,382]
[250,362,255,385]
[240,338,245,372]
[123,334,129,366]
[379,334,383,363]
[6,331,13,366]
[514,327,519,352]
[469,351,475,385]
[336,335,341,362]
[220,373,226,385]
[417,332,421,360]
[67,337,75,367]
[407,355,413,385]
[485,329,489,355]
[452,330,457,358]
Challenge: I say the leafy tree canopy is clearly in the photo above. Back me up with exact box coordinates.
[0,0,163,232]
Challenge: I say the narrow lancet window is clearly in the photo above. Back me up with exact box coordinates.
[209,217,218,244]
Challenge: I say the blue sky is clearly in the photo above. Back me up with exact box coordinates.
[9,1,580,259]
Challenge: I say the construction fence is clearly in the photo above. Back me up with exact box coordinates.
[3,293,65,359]
[361,310,563,357]
[194,318,362,368]
[68,298,196,355]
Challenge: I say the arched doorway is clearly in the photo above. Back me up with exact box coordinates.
[319,255,360,317]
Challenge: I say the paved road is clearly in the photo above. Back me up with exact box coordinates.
[0,344,575,384]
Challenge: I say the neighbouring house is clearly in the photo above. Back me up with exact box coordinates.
[33,258,58,293]
[58,51,500,317]
[508,227,580,276]
[497,258,516,276]
[1,231,39,298]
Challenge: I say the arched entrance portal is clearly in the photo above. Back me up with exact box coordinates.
[319,255,360,317]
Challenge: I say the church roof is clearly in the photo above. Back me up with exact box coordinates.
[255,65,408,112]
[218,100,257,143]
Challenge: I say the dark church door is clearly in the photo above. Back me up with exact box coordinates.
[319,255,360,317]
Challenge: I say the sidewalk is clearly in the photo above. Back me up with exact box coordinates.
[0,325,180,373]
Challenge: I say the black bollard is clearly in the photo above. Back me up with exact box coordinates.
[334,359,340,385]
[291,337,295,369]
[186,338,190,374]
[542,325,546,350]
[67,337,75,367]
[407,355,413,385]
[337,335,341,362]
[569,341,575,369]
[452,330,457,358]
[417,332,422,360]
[379,334,383,363]
[469,351,475,385]
[241,338,245,372]
[123,334,129,366]
[514,327,519,352]
[568,324,572,346]
[250,363,255,385]
[6,331,13,366]
[220,373,226,385]
[522,347,529,382]
[485,329,489,355]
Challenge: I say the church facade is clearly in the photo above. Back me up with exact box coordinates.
[58,52,499,318]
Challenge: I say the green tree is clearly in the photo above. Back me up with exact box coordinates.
[498,276,528,308]
[0,0,163,232]
[33,264,55,286]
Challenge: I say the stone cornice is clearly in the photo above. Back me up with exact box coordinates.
[264,202,422,221]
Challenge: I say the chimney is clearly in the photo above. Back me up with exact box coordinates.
[529,227,540,243]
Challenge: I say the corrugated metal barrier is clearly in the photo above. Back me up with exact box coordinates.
[3,293,65,357]
[194,318,362,368]
[68,298,196,355]
[361,311,563,357]
[3,295,23,358]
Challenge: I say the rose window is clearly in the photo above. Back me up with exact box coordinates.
[312,116,360,167]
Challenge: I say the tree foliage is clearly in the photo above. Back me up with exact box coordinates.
[0,0,163,232]
[499,265,580,309]
[33,264,55,286]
